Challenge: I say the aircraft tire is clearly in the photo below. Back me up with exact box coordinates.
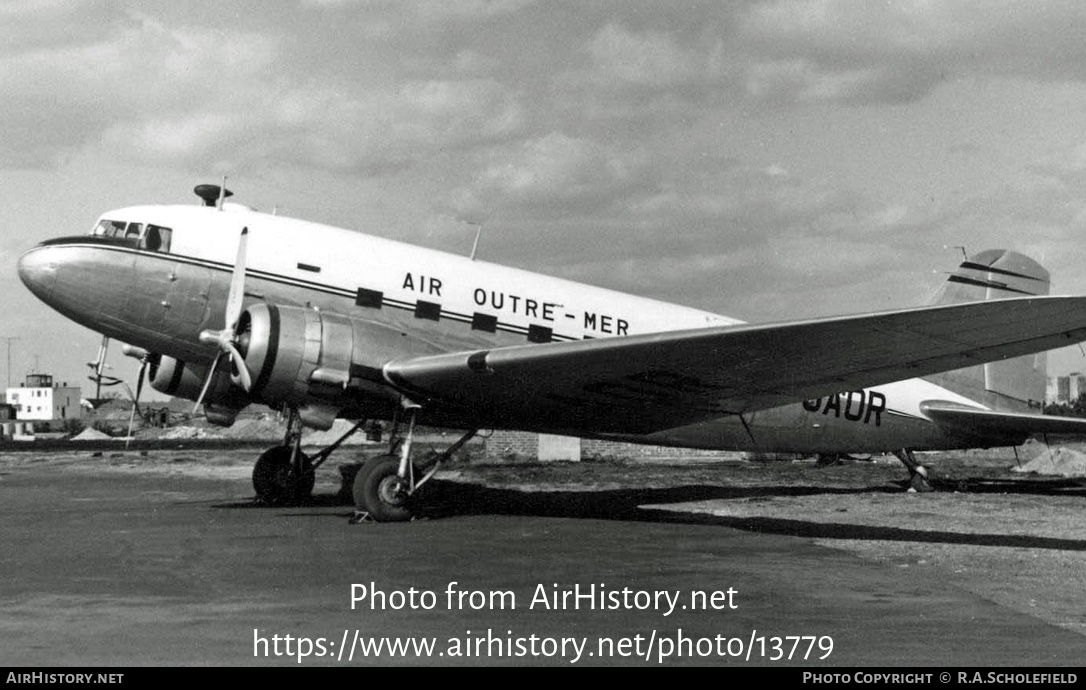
[252,446,315,505]
[909,467,934,493]
[353,455,413,522]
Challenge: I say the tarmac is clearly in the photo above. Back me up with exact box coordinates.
[0,452,1083,667]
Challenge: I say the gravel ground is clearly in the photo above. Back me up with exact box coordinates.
[2,438,1083,641]
[444,441,1086,639]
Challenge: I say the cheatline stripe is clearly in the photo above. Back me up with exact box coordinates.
[946,275,1036,295]
[958,261,1045,282]
[40,242,584,342]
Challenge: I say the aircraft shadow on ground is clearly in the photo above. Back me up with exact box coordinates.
[417,479,1086,552]
[215,473,1086,552]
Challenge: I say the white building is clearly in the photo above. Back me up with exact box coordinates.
[6,374,82,425]
[1071,372,1086,404]
[1047,376,1060,405]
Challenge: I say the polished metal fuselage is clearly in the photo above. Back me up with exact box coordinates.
[17,204,1007,453]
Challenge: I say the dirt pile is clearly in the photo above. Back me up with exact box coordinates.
[302,419,372,447]
[158,426,224,440]
[70,428,112,441]
[1012,446,1086,477]
[220,417,284,440]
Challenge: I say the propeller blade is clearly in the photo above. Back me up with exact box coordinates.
[124,358,149,449]
[192,352,223,414]
[135,359,146,402]
[194,226,250,411]
[125,402,137,448]
[90,335,110,400]
[225,226,248,329]
[226,343,252,392]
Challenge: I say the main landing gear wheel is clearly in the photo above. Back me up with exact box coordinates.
[353,455,413,522]
[252,446,315,505]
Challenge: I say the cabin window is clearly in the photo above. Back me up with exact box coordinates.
[142,224,172,253]
[124,222,143,239]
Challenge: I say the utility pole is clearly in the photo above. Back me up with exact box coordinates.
[0,336,19,389]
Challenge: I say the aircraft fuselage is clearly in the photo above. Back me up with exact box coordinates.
[17,202,1020,454]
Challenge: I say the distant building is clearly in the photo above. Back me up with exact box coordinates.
[6,374,82,428]
[1047,373,1086,405]
[1070,372,1084,403]
[1057,375,1072,405]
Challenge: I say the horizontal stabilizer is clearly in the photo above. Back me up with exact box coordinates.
[921,401,1086,438]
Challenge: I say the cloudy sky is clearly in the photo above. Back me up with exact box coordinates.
[4,0,1086,397]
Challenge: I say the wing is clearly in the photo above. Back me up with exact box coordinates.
[921,402,1086,438]
[383,296,1086,435]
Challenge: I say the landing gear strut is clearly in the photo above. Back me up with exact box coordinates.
[892,449,933,492]
[352,404,478,523]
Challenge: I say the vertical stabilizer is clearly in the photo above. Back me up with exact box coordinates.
[924,249,1049,411]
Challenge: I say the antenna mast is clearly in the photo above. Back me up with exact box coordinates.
[468,221,482,261]
[216,175,228,211]
[0,336,19,389]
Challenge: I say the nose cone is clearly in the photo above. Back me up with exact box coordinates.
[17,247,57,303]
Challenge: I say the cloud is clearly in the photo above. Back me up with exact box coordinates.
[551,21,741,125]
[739,0,1086,104]
[0,14,277,168]
[0,4,527,175]
[301,0,536,18]
[96,77,525,175]
[744,58,941,104]
[586,23,713,88]
[446,132,655,220]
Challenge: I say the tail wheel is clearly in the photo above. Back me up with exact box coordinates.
[253,446,315,505]
[353,455,413,522]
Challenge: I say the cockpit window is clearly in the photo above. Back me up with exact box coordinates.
[91,219,127,237]
[142,224,172,253]
[89,218,172,252]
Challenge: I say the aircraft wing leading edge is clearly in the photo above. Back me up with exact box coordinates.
[383,296,1086,436]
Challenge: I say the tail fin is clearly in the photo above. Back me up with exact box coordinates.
[924,249,1049,412]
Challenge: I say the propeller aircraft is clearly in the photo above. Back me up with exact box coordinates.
[18,185,1086,520]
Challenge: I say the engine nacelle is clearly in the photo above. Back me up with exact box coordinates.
[148,354,250,425]
[234,304,408,428]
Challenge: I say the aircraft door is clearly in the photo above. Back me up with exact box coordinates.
[165,263,213,326]
[121,253,172,327]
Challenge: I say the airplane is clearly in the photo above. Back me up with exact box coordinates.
[17,184,1086,521]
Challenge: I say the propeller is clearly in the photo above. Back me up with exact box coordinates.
[193,226,252,412]
[88,335,110,399]
[86,336,125,408]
